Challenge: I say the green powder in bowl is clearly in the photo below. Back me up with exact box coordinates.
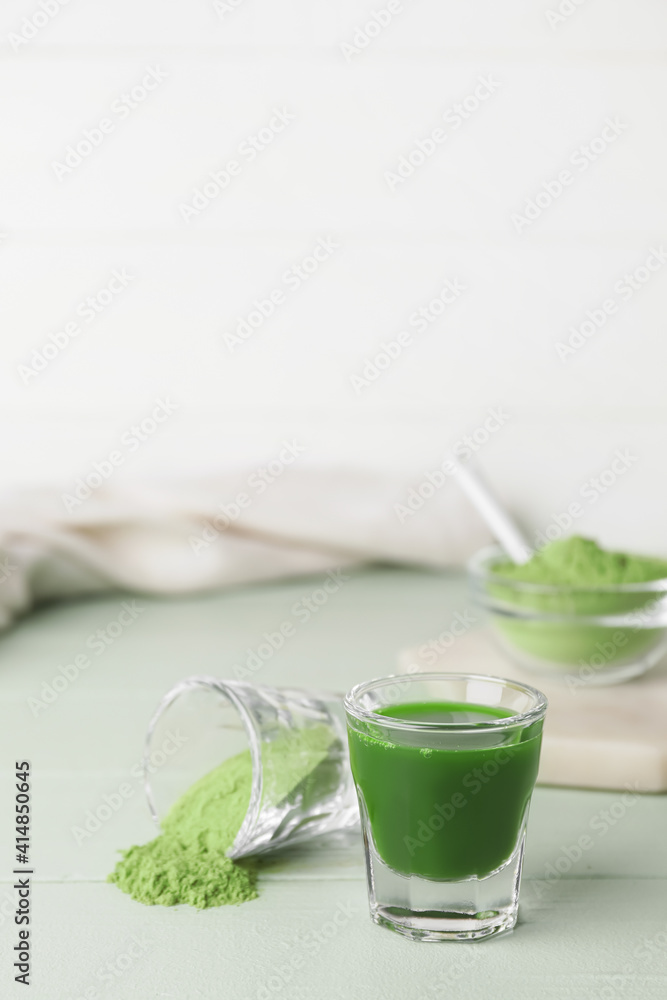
[469,537,667,684]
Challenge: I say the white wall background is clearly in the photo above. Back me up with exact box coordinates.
[1,0,666,553]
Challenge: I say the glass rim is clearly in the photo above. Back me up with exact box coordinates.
[469,544,667,594]
[344,671,547,732]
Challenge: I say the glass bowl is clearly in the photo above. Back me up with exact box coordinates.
[468,545,667,685]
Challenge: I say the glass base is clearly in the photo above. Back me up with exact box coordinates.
[364,834,524,942]
[372,904,517,942]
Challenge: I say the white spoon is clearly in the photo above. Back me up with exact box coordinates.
[452,458,531,564]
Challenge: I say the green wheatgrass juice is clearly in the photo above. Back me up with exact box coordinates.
[347,701,543,882]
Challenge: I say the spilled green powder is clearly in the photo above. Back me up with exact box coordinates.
[109,725,333,909]
[108,750,257,908]
[495,536,667,587]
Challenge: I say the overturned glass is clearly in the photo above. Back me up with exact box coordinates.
[144,677,359,858]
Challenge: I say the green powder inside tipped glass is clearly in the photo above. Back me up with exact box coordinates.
[109,726,333,909]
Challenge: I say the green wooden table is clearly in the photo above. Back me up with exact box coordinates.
[2,568,666,999]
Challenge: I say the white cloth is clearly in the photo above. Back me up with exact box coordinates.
[0,468,491,629]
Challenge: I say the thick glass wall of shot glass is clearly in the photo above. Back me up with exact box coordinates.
[345,673,547,942]
[144,677,359,858]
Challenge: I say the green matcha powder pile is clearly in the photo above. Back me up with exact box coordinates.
[108,725,333,909]
[495,536,667,587]
[109,750,257,908]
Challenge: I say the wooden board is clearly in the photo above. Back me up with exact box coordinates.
[399,629,667,791]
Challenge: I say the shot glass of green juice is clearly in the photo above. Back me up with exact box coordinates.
[345,673,547,942]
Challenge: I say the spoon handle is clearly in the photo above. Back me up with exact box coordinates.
[452,459,531,564]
